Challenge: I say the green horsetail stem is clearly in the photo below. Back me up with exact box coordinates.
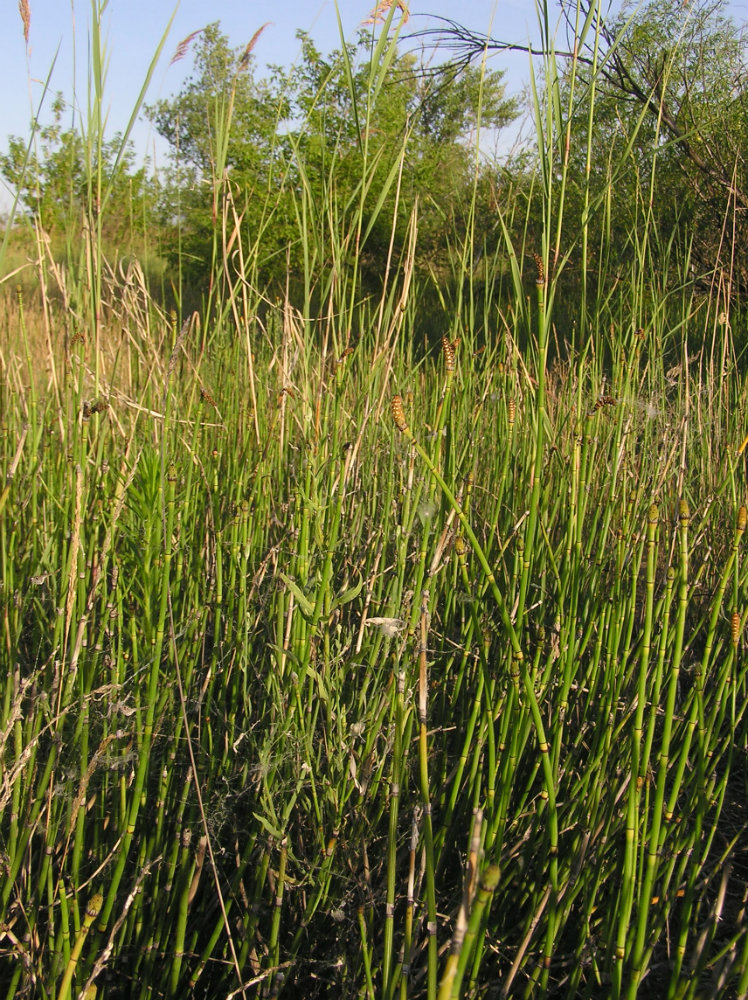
[4,4,748,995]
[444,865,500,999]
[614,503,658,1000]
[358,906,376,1000]
[97,467,176,936]
[699,506,747,744]
[391,393,560,890]
[628,500,691,997]
[168,828,196,995]
[57,890,103,1000]
[397,811,419,1000]
[417,591,438,1000]
[382,664,406,999]
[516,255,548,630]
[269,836,288,987]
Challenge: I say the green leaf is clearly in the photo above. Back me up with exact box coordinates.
[253,812,284,840]
[279,573,315,618]
[332,576,364,609]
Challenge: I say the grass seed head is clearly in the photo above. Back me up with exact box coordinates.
[238,22,271,71]
[82,399,109,420]
[588,395,616,417]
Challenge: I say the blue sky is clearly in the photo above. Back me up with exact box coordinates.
[1,0,745,199]
[0,0,534,175]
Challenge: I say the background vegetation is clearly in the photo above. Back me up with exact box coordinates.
[1,1,748,998]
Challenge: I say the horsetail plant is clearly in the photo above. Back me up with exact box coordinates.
[2,1,748,997]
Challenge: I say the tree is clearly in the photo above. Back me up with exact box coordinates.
[285,29,516,278]
[146,23,294,294]
[410,0,748,296]
[147,21,518,296]
[1,92,156,251]
[562,0,748,293]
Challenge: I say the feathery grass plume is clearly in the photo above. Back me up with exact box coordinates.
[170,29,204,66]
[18,0,30,44]
[363,0,409,26]
[238,23,271,71]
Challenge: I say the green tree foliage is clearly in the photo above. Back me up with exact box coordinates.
[284,29,516,278]
[1,93,156,253]
[568,0,748,292]
[147,21,518,297]
[146,23,293,293]
[421,0,747,304]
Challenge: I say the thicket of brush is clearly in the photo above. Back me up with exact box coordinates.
[1,2,748,998]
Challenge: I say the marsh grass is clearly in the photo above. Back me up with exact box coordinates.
[1,2,748,998]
